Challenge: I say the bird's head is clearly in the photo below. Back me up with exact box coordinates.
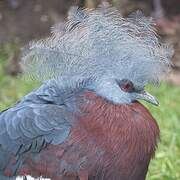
[21,4,173,105]
[91,76,159,105]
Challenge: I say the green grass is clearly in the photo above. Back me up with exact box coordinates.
[0,47,38,110]
[145,83,180,180]
[0,49,180,180]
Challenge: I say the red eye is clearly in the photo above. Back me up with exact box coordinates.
[119,79,134,93]
[122,82,131,92]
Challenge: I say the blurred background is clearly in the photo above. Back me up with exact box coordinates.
[0,0,179,179]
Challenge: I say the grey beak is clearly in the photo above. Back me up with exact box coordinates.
[136,91,159,106]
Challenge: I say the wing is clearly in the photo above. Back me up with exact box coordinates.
[0,82,72,158]
[0,104,71,154]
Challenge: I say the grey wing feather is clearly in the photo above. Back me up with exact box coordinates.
[0,104,71,152]
[0,82,72,158]
[0,175,16,180]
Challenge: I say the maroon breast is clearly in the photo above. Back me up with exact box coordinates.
[67,91,160,179]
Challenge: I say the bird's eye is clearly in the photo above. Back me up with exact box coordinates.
[118,79,134,93]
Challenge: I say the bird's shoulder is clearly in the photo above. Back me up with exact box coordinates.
[0,80,81,155]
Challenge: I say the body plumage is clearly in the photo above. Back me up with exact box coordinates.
[1,84,159,180]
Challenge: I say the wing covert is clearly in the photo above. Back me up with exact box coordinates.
[0,102,71,155]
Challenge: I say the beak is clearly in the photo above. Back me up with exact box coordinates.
[136,91,159,106]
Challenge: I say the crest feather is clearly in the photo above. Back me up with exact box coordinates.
[21,5,173,85]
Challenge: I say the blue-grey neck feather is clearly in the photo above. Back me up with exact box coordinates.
[21,4,173,88]
[22,77,91,103]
